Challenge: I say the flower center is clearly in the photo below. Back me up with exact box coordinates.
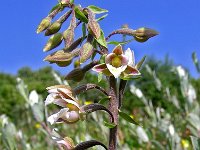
[111,56,122,68]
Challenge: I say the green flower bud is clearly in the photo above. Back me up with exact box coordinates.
[44,50,73,67]
[36,17,51,34]
[134,27,158,43]
[45,21,62,36]
[87,9,101,39]
[43,33,63,52]
[65,68,85,82]
[63,28,74,48]
[79,42,93,64]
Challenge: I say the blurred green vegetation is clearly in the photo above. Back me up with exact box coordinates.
[0,56,200,149]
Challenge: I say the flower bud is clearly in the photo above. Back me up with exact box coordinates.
[43,33,63,52]
[134,27,158,43]
[36,17,51,34]
[44,50,73,67]
[79,42,93,63]
[87,9,101,39]
[45,21,62,36]
[65,68,85,82]
[63,28,74,48]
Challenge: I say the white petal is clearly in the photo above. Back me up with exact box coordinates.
[45,93,57,106]
[106,64,127,78]
[125,48,135,66]
[47,108,69,125]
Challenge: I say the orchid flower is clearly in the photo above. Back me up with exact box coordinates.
[92,45,141,79]
[45,85,81,125]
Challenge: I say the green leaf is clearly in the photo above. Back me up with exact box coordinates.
[191,136,200,150]
[2,123,17,150]
[98,72,103,82]
[31,103,44,122]
[74,6,88,23]
[98,96,110,104]
[96,14,108,22]
[49,3,61,14]
[104,121,116,128]
[95,30,107,48]
[99,54,106,64]
[135,56,146,70]
[87,5,108,14]
[120,75,142,81]
[82,23,87,39]
[192,52,200,73]
[108,39,134,45]
[119,110,140,126]
[70,0,74,3]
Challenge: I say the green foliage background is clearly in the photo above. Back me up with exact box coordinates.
[0,56,200,149]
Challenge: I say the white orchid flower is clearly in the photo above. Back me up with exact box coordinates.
[92,45,140,79]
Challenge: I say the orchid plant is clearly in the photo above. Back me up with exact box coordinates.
[37,0,158,149]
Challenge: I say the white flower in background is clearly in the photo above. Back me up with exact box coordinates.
[136,126,149,142]
[0,114,8,126]
[130,84,143,98]
[176,66,186,78]
[93,45,140,78]
[168,124,175,136]
[29,90,39,106]
[45,85,81,125]
[187,84,196,104]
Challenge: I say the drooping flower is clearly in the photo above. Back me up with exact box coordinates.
[52,136,75,149]
[92,45,141,79]
[45,85,82,125]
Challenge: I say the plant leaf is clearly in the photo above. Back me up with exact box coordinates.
[49,3,61,14]
[82,23,87,39]
[95,30,107,48]
[87,5,108,14]
[119,110,140,126]
[96,14,108,22]
[98,96,110,104]
[107,39,134,45]
[135,56,146,70]
[98,72,103,82]
[104,121,116,128]
[74,6,88,23]
[191,136,200,150]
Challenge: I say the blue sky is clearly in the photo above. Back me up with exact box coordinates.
[0,0,200,77]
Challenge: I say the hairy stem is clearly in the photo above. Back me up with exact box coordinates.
[108,76,118,150]
[73,83,108,96]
